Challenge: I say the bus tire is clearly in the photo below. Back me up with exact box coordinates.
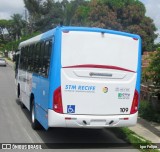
[31,100,41,130]
[17,84,20,98]
[20,101,25,109]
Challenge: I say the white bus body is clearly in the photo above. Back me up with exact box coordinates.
[16,26,141,130]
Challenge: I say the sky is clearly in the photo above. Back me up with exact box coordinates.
[0,0,159,42]
[0,0,25,19]
[141,0,160,43]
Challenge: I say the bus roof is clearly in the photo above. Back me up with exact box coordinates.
[19,28,56,48]
[18,26,140,48]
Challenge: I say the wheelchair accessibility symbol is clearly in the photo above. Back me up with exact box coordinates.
[67,105,75,113]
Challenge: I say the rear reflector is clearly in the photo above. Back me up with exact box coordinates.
[65,117,77,120]
[65,117,71,120]
[123,118,129,120]
[119,118,129,120]
[130,90,139,114]
[53,86,63,113]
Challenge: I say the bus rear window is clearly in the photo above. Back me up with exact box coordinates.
[61,31,139,72]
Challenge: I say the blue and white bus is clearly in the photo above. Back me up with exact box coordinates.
[16,26,141,130]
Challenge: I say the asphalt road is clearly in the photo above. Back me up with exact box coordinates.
[0,65,140,152]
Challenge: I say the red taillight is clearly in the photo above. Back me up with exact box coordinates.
[130,90,139,114]
[53,86,63,113]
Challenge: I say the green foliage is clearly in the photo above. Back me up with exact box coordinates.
[145,50,160,86]
[139,101,160,123]
[0,14,27,52]
[63,0,88,25]
[154,43,160,50]
[1,32,40,52]
[88,0,122,29]
[11,14,26,39]
[0,19,13,44]
[72,5,91,25]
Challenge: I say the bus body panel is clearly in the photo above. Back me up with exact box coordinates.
[18,69,32,110]
[48,109,138,128]
[60,30,140,116]
[61,68,137,115]
[48,28,62,110]
[17,29,56,130]
[32,74,49,129]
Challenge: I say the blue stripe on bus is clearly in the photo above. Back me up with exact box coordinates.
[60,26,140,40]
[48,27,62,109]
[136,37,142,109]
[40,28,55,41]
[137,37,142,93]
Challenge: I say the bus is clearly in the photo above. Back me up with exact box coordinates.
[15,26,142,130]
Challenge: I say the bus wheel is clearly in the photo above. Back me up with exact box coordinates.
[31,101,41,130]
[17,84,20,98]
[20,101,25,109]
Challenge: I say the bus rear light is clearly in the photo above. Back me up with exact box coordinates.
[123,118,129,120]
[65,117,77,120]
[119,117,129,120]
[130,90,139,114]
[53,86,63,113]
[65,117,72,120]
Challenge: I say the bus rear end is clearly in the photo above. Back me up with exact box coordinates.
[49,28,141,128]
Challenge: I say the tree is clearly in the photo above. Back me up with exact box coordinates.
[144,48,160,88]
[87,0,122,29]
[0,20,8,44]
[24,0,43,21]
[83,0,157,52]
[65,0,88,25]
[24,0,64,32]
[11,14,26,40]
[0,20,14,51]
[71,3,90,26]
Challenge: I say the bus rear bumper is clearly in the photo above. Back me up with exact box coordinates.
[48,109,138,128]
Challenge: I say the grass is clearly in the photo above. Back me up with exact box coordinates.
[139,100,160,123]
[110,127,159,152]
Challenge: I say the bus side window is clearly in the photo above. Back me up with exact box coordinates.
[15,52,19,78]
[37,43,42,74]
[19,47,24,70]
[39,41,45,76]
[34,43,40,73]
[27,45,32,72]
[31,44,36,72]
[42,40,52,77]
[23,46,28,70]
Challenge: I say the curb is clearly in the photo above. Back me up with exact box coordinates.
[138,118,160,138]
